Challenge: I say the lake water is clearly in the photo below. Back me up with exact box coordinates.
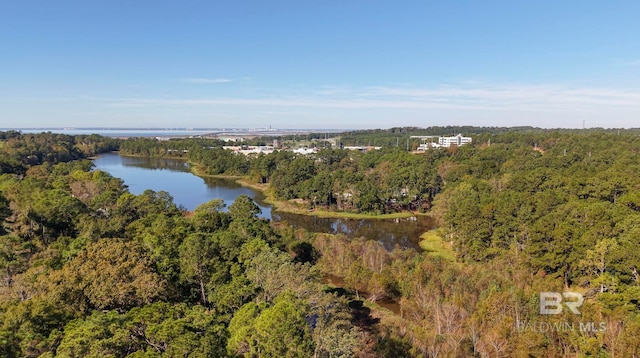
[93,153,272,218]
[93,153,432,250]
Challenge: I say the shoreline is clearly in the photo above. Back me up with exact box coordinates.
[234,177,427,220]
[119,152,430,221]
[197,166,429,220]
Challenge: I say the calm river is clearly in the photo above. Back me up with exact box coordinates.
[93,153,432,250]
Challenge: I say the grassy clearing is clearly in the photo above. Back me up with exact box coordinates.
[419,229,456,261]
[281,208,419,220]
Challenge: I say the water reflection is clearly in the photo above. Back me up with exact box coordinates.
[273,212,432,251]
[120,156,192,172]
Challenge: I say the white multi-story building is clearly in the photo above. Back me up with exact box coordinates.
[413,134,472,150]
[438,134,472,147]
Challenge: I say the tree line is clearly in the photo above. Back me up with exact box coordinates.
[0,131,118,175]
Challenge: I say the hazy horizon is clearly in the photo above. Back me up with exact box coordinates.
[2,2,640,129]
[3,124,640,131]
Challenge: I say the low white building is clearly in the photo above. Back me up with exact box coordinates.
[343,146,381,151]
[293,147,318,155]
[223,145,274,155]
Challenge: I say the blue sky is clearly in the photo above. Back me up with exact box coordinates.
[2,1,640,129]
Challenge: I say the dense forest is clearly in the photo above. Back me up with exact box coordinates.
[0,131,118,175]
[2,129,640,357]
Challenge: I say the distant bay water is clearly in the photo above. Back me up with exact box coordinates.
[5,128,347,138]
[9,128,212,138]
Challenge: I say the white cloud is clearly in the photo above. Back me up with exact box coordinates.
[108,82,640,112]
[32,81,640,128]
[181,78,233,84]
